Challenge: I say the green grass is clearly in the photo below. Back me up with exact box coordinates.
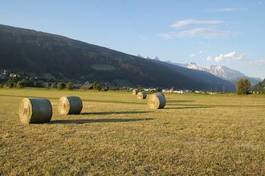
[0,88,265,175]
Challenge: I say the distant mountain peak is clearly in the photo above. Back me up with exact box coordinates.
[185,63,261,85]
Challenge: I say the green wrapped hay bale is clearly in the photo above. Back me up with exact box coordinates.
[137,91,147,99]
[132,89,139,95]
[58,96,83,115]
[147,92,166,109]
[19,98,53,124]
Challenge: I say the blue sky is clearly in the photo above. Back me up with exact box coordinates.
[1,0,265,78]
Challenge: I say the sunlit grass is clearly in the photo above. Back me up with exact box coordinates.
[0,88,265,175]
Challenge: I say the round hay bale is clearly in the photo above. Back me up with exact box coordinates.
[19,98,52,124]
[137,91,147,99]
[147,92,166,109]
[132,89,138,95]
[58,96,83,115]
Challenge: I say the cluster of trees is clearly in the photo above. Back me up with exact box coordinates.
[0,78,110,91]
[55,82,73,90]
[236,79,265,95]
[236,78,265,95]
[80,81,108,91]
[50,81,109,91]
[0,78,29,88]
[251,79,265,94]
[0,78,75,90]
[236,78,251,95]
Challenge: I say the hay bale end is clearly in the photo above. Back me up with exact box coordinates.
[58,96,83,115]
[137,91,147,99]
[132,89,139,95]
[147,92,166,109]
[19,98,53,124]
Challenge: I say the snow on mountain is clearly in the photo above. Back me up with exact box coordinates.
[209,65,246,81]
[185,63,261,85]
[187,63,208,72]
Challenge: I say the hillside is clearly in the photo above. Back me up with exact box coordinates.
[0,24,235,91]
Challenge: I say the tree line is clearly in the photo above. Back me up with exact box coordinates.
[1,77,264,95]
[0,78,108,91]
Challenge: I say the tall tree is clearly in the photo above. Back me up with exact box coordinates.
[236,78,251,95]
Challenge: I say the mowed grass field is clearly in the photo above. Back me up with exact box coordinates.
[0,88,265,176]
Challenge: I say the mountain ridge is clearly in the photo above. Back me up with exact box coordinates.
[0,24,235,91]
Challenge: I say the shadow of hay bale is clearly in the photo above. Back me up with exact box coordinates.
[167,100,195,103]
[49,118,153,124]
[80,111,152,115]
[165,105,209,110]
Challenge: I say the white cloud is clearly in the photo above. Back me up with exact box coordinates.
[159,28,232,39]
[171,19,223,28]
[159,18,234,39]
[207,51,245,62]
[208,7,247,12]
[249,59,265,64]
[257,59,265,64]
[178,28,231,38]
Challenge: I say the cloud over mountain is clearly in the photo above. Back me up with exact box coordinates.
[160,19,232,39]
[170,19,224,28]
[207,51,245,62]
